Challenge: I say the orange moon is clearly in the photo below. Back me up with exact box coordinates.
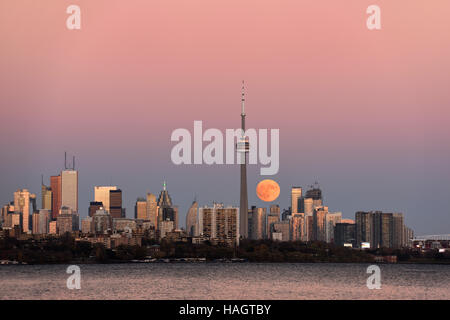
[256,179,280,202]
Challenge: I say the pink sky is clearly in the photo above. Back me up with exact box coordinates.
[1,1,450,234]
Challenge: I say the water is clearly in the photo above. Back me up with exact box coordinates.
[0,263,449,300]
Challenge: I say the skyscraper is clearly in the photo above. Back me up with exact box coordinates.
[109,189,124,218]
[50,175,61,219]
[250,207,266,240]
[291,187,303,214]
[146,193,158,228]
[61,169,78,213]
[41,177,52,211]
[186,200,198,237]
[89,201,103,217]
[157,182,177,230]
[135,197,147,220]
[238,81,249,239]
[14,189,31,233]
[94,186,118,213]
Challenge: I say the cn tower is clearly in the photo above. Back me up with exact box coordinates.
[239,81,249,238]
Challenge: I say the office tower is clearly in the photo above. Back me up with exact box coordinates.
[238,82,249,239]
[94,186,118,213]
[291,213,306,241]
[250,207,266,240]
[392,213,405,249]
[312,206,328,241]
[41,177,52,211]
[157,182,177,230]
[186,200,198,237]
[325,212,342,243]
[135,197,147,220]
[14,189,31,233]
[305,184,323,208]
[334,223,356,247]
[291,187,303,214]
[281,208,290,221]
[303,198,314,215]
[271,221,290,241]
[89,201,103,217]
[50,175,62,219]
[109,189,123,218]
[56,206,79,235]
[355,211,373,248]
[92,208,112,234]
[81,216,93,234]
[146,193,158,227]
[61,170,78,212]
[32,209,51,235]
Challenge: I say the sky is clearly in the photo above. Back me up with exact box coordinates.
[1,1,450,235]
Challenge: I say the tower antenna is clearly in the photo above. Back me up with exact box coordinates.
[73,156,75,170]
[241,80,245,116]
[64,151,67,169]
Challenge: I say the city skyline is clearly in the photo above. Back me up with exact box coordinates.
[1,1,450,235]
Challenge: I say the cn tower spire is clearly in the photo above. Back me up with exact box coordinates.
[239,80,248,239]
[241,80,245,116]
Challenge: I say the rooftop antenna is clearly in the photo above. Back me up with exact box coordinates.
[64,151,67,169]
[41,174,44,186]
[73,156,75,170]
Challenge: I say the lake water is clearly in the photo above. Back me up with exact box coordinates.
[0,263,449,300]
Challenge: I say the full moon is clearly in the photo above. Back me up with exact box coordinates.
[256,179,280,202]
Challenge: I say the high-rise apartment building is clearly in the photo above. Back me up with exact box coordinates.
[291,213,306,241]
[32,209,51,234]
[250,207,266,240]
[199,203,239,245]
[325,212,342,243]
[271,221,290,241]
[312,206,328,241]
[355,211,373,247]
[266,212,280,239]
[334,223,356,247]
